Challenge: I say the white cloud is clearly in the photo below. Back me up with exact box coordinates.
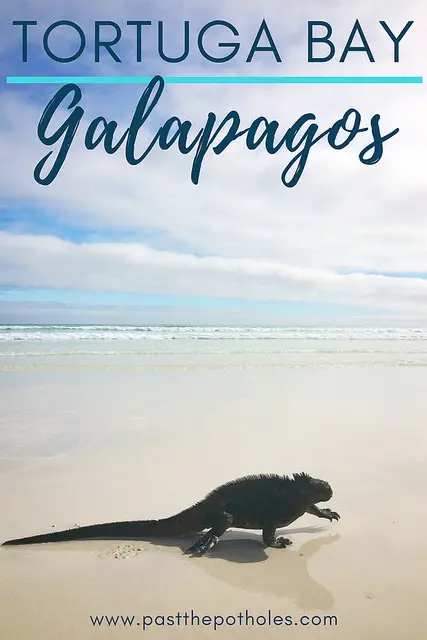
[1,231,427,315]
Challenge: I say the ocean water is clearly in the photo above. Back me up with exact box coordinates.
[1,324,427,342]
[0,324,426,369]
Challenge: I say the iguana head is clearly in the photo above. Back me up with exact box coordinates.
[293,472,333,503]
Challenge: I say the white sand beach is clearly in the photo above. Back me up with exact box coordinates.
[1,327,427,639]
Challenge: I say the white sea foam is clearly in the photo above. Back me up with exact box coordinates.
[0,324,426,342]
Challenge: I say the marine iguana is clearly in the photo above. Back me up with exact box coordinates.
[2,473,340,555]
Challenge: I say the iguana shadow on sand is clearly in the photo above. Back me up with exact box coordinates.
[198,533,340,609]
[136,530,340,608]
[2,473,340,556]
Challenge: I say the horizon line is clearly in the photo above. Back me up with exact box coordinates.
[5,75,424,85]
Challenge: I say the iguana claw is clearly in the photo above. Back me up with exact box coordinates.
[323,508,340,521]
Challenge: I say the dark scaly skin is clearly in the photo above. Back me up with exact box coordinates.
[2,473,340,556]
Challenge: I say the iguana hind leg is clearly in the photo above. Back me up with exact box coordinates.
[185,511,233,556]
[262,524,293,548]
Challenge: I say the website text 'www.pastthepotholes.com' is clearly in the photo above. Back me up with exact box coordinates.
[90,610,338,631]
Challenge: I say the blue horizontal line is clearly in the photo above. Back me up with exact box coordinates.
[5,75,424,85]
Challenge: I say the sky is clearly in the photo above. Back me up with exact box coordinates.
[0,0,426,326]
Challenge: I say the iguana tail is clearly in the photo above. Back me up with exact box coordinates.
[2,505,207,546]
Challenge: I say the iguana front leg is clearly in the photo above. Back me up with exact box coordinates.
[306,505,340,522]
[262,524,293,548]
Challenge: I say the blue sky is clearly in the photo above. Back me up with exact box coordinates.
[0,1,426,325]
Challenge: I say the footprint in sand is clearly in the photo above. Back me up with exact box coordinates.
[99,544,144,560]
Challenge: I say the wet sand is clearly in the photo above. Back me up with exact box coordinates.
[1,344,426,639]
